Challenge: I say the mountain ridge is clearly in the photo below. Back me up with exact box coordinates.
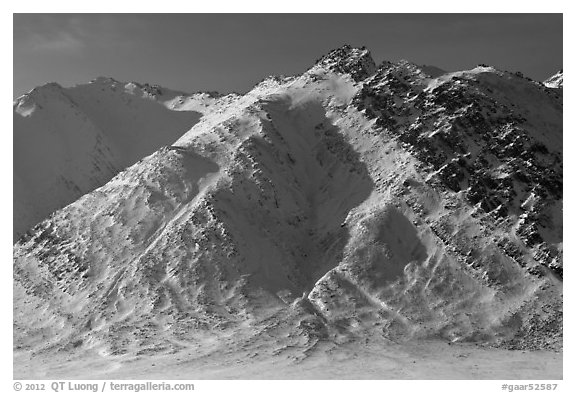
[13,77,226,241]
[14,45,563,378]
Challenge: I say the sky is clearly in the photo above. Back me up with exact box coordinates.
[13,14,563,98]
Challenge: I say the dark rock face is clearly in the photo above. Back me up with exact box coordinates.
[315,45,377,82]
[349,60,562,282]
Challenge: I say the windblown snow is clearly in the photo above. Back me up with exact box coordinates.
[14,45,563,379]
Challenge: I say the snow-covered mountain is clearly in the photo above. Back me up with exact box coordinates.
[544,70,563,88]
[14,45,562,378]
[13,78,239,242]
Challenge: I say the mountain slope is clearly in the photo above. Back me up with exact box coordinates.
[14,46,562,377]
[13,78,231,241]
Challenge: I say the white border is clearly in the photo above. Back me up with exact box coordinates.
[4,3,573,392]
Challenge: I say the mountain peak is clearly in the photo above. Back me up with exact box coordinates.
[315,44,377,81]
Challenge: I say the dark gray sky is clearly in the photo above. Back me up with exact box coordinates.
[14,14,563,97]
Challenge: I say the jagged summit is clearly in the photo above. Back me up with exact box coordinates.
[314,44,377,81]
[14,45,562,378]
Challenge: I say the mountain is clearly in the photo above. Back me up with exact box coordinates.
[13,45,562,378]
[544,70,563,88]
[13,78,239,242]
